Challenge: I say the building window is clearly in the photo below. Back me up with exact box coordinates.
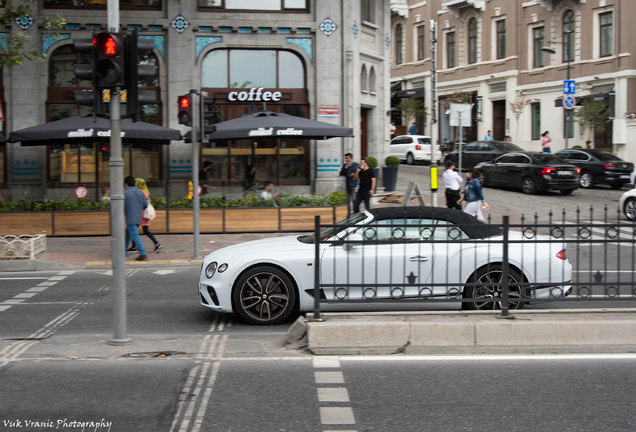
[201,49,305,88]
[533,26,545,68]
[563,10,575,62]
[417,25,425,61]
[44,0,160,9]
[468,18,477,64]
[361,0,375,24]
[496,20,506,60]
[447,32,455,68]
[395,24,403,65]
[600,12,613,57]
[369,66,376,93]
[198,0,308,10]
[531,103,541,140]
[361,65,368,92]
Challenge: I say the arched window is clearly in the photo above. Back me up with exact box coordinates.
[369,66,376,93]
[468,18,477,64]
[395,24,403,65]
[360,64,368,92]
[563,10,575,63]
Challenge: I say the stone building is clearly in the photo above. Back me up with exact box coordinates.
[390,0,635,160]
[0,0,392,201]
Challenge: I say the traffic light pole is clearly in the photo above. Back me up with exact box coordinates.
[191,89,201,259]
[107,0,130,346]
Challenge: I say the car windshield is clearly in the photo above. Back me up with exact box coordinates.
[299,212,371,244]
[533,153,568,165]
[590,150,622,162]
[494,142,524,152]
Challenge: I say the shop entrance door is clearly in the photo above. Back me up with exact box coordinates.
[492,100,506,141]
[360,108,370,158]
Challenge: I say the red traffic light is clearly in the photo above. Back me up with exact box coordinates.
[180,96,190,109]
[178,95,193,125]
[93,33,122,57]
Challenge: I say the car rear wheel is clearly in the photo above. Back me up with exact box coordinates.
[610,183,624,190]
[624,198,636,221]
[476,170,488,187]
[233,266,296,325]
[406,153,414,165]
[522,177,536,194]
[580,172,595,189]
[561,189,574,195]
[463,265,526,311]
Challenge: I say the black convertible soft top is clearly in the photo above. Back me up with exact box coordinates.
[367,206,503,239]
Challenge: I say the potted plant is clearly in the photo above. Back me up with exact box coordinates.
[383,156,400,192]
[365,156,379,193]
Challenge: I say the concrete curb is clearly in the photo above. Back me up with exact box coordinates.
[302,310,636,355]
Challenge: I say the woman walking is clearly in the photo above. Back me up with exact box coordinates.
[128,178,162,253]
[541,131,551,153]
[458,168,489,220]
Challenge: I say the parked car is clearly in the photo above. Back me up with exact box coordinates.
[555,148,634,189]
[390,135,442,165]
[198,207,572,324]
[444,140,524,169]
[619,189,636,221]
[475,151,580,195]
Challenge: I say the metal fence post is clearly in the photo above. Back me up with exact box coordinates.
[311,215,323,321]
[497,215,515,319]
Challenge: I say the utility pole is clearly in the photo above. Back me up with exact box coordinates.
[191,89,201,259]
[430,20,438,207]
[107,0,130,346]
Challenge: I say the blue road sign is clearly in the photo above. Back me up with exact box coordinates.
[563,80,576,94]
[563,95,576,109]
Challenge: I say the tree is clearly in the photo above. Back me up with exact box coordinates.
[0,1,66,67]
[396,98,426,128]
[574,100,610,142]
[509,94,531,144]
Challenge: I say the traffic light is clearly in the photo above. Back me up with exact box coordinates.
[73,38,103,114]
[124,31,158,122]
[202,96,223,127]
[93,32,125,88]
[178,94,193,125]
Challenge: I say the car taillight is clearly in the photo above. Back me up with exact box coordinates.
[575,167,580,174]
[539,167,556,175]
[556,249,567,260]
[415,144,422,150]
[604,163,617,169]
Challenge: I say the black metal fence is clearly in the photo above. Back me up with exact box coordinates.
[311,206,636,320]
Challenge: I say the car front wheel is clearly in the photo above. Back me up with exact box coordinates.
[463,265,526,310]
[233,266,296,325]
[624,198,636,221]
[580,172,594,188]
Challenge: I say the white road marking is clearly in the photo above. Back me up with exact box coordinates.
[0,277,48,280]
[319,407,356,425]
[37,282,58,286]
[154,269,176,275]
[26,287,48,293]
[47,276,67,281]
[315,371,345,384]
[341,353,636,362]
[317,387,350,402]
[13,293,36,299]
[314,356,341,368]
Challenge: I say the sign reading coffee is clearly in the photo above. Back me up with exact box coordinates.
[227,87,282,102]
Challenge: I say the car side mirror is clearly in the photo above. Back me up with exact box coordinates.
[343,232,364,251]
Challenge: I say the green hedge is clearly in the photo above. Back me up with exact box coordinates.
[0,192,347,212]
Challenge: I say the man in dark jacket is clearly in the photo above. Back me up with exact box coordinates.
[124,176,148,261]
[352,158,376,213]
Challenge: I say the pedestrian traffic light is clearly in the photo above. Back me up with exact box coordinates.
[201,97,221,127]
[178,94,193,125]
[72,38,103,114]
[124,31,158,122]
[93,32,125,88]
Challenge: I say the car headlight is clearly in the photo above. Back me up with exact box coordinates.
[205,262,218,278]
[218,263,228,273]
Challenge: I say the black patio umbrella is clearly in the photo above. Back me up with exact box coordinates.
[189,110,354,141]
[8,115,182,146]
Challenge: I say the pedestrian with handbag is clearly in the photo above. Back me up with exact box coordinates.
[128,177,162,254]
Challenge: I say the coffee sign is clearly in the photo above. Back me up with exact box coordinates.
[227,87,282,102]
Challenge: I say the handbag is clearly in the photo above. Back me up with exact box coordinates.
[143,202,156,220]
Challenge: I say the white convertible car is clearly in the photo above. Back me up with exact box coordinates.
[198,207,573,325]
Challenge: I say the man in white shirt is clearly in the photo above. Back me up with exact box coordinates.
[260,181,280,201]
[442,161,463,210]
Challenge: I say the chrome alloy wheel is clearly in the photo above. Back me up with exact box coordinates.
[624,198,636,221]
[465,267,525,310]
[580,172,594,189]
[234,267,296,325]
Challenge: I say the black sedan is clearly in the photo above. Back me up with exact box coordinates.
[555,148,634,189]
[475,152,580,195]
[444,140,524,169]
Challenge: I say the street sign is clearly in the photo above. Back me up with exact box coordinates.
[449,103,472,127]
[563,80,576,95]
[563,95,576,110]
[75,187,88,199]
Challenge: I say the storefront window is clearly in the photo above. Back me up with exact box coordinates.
[202,49,305,89]
[198,0,308,11]
[44,0,160,10]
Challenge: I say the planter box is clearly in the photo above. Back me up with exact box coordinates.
[0,205,347,236]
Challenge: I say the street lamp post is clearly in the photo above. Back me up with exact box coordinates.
[542,31,573,149]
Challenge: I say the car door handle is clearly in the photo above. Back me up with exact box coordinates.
[409,256,429,262]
